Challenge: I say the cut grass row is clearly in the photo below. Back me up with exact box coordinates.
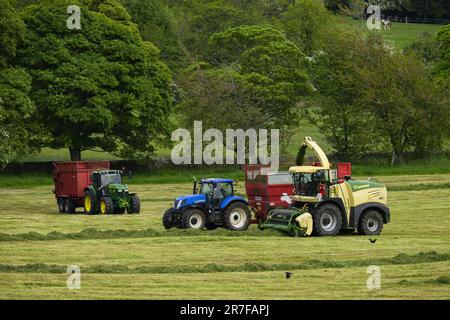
[1,262,448,299]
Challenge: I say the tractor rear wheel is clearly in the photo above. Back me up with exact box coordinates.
[84,191,97,215]
[64,198,76,214]
[127,195,140,214]
[99,197,113,215]
[163,208,176,229]
[57,198,66,213]
[312,203,342,236]
[358,210,384,235]
[180,208,206,229]
[224,202,251,231]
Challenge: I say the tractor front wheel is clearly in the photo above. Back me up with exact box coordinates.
[127,195,140,214]
[84,191,97,215]
[100,197,113,215]
[180,209,206,229]
[224,202,251,231]
[163,208,176,229]
[358,210,384,235]
[312,203,342,236]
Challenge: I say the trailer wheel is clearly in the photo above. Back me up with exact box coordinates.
[127,195,140,214]
[312,203,342,236]
[224,202,251,231]
[100,197,113,215]
[84,191,96,215]
[163,208,176,229]
[57,198,66,213]
[180,209,206,229]
[358,210,384,235]
[64,198,76,214]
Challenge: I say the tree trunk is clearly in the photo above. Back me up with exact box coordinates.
[69,148,81,161]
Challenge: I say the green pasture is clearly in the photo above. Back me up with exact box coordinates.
[0,173,449,299]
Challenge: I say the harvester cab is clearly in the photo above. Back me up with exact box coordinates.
[83,170,140,215]
[163,178,251,231]
[260,137,390,237]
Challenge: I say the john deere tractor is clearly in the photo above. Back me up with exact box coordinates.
[163,178,251,231]
[83,170,140,215]
[260,137,390,237]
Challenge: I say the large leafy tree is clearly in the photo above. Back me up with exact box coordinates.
[0,0,35,168]
[20,0,173,160]
[178,25,311,151]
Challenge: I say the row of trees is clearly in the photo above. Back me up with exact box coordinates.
[0,0,449,167]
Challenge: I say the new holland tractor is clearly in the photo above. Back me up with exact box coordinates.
[260,137,390,237]
[162,178,251,231]
[83,169,140,215]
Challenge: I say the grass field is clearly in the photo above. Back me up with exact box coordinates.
[342,17,443,48]
[0,173,449,299]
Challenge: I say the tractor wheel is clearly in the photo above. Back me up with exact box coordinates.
[99,197,113,215]
[180,208,206,229]
[162,208,176,229]
[224,202,251,231]
[127,195,140,214]
[64,198,76,214]
[358,210,384,235]
[57,198,66,213]
[205,223,218,230]
[84,191,97,215]
[312,203,342,236]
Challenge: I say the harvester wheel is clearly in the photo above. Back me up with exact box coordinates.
[57,198,66,213]
[84,191,97,215]
[64,198,76,214]
[163,208,176,229]
[127,195,140,214]
[224,202,251,231]
[180,208,206,229]
[100,197,113,215]
[312,203,342,236]
[358,210,384,235]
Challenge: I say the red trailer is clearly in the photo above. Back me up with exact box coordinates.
[245,165,294,223]
[53,161,110,213]
[244,162,351,222]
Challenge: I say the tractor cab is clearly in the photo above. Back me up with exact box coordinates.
[196,178,234,208]
[91,170,123,189]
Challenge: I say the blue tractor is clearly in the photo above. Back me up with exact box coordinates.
[163,178,252,231]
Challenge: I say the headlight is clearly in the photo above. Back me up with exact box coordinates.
[176,200,184,209]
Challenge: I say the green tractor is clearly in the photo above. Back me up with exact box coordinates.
[83,170,140,215]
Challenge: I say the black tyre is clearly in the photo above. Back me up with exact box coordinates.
[57,198,66,213]
[224,202,251,231]
[99,197,113,215]
[312,203,342,236]
[358,210,384,235]
[127,195,140,214]
[84,191,97,215]
[180,208,206,229]
[205,223,218,230]
[163,208,176,229]
[64,198,76,214]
